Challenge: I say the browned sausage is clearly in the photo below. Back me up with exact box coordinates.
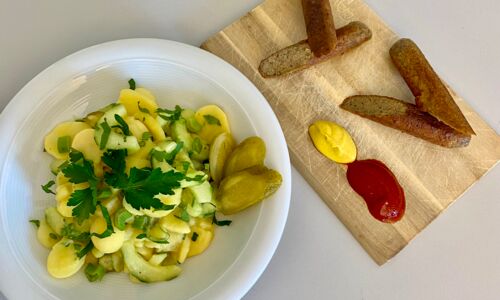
[302,0,337,57]
[340,95,471,148]
[390,39,475,135]
[259,21,372,78]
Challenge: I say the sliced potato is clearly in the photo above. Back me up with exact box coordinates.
[194,216,215,232]
[195,105,231,144]
[55,183,74,217]
[44,121,91,160]
[144,232,184,253]
[71,128,102,163]
[159,213,191,234]
[95,196,121,218]
[125,156,150,174]
[134,111,165,142]
[177,235,191,264]
[90,216,125,254]
[82,111,104,128]
[37,219,59,248]
[118,88,158,117]
[125,116,149,141]
[94,162,104,178]
[55,172,70,186]
[187,226,214,258]
[47,239,86,278]
[142,189,182,218]
[209,132,235,184]
[135,88,156,102]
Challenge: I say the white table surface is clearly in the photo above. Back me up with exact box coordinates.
[1,0,499,299]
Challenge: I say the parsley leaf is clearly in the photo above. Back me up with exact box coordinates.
[67,188,96,224]
[203,114,221,126]
[91,205,114,238]
[128,78,136,90]
[157,105,183,122]
[61,223,90,242]
[103,149,184,212]
[123,168,183,210]
[29,219,40,228]
[62,152,97,184]
[49,233,59,240]
[41,180,56,195]
[114,114,130,136]
[102,150,127,174]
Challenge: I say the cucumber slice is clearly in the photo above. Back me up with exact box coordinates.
[188,181,212,204]
[181,109,202,133]
[180,171,208,188]
[121,240,181,282]
[95,126,140,154]
[171,119,193,152]
[190,136,209,161]
[99,104,127,127]
[201,203,216,216]
[45,207,67,235]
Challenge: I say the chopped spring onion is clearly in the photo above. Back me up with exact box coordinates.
[128,78,136,90]
[132,215,151,231]
[114,208,133,231]
[203,115,221,126]
[85,263,106,282]
[57,136,71,153]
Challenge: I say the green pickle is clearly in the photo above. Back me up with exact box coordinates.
[218,166,282,215]
[224,136,266,177]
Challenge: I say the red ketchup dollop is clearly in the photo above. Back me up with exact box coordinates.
[346,159,405,223]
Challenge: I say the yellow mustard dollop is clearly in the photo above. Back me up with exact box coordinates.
[308,120,357,164]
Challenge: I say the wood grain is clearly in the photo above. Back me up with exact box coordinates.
[201,0,500,264]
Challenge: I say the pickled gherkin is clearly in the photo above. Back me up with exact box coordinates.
[218,166,282,215]
[224,136,266,177]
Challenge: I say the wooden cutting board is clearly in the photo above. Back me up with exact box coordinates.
[201,0,500,265]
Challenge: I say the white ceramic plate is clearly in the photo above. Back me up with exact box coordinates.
[0,39,291,300]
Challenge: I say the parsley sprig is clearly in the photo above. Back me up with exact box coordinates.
[103,150,184,211]
[61,151,115,238]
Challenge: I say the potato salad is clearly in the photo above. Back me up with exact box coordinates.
[30,80,282,283]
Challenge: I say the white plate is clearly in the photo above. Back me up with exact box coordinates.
[0,39,291,300]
